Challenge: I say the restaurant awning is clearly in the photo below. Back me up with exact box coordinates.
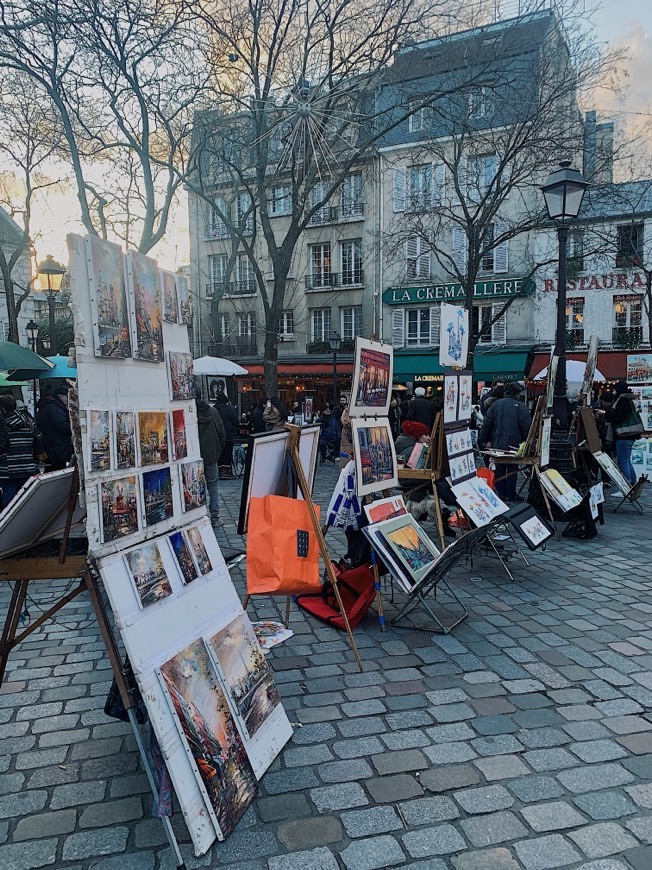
[393,346,534,381]
[237,361,354,377]
[528,351,628,381]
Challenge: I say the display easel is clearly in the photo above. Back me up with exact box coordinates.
[0,473,187,870]
[397,412,447,549]
[612,475,648,515]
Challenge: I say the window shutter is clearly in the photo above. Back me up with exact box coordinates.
[406,235,418,278]
[452,156,467,204]
[392,309,405,348]
[491,302,507,344]
[484,154,497,191]
[393,166,406,212]
[429,306,441,346]
[494,223,509,274]
[417,238,430,279]
[434,163,446,204]
[452,226,467,277]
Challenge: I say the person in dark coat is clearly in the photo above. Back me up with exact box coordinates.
[388,398,401,439]
[215,395,238,479]
[249,401,266,434]
[406,387,435,431]
[0,395,43,506]
[318,409,340,462]
[479,382,531,501]
[35,386,73,470]
[196,392,226,529]
[480,380,505,415]
[598,380,641,486]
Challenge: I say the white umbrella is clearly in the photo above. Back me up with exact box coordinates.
[193,356,249,376]
[533,360,605,383]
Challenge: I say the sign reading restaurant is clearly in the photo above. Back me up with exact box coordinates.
[383,277,533,306]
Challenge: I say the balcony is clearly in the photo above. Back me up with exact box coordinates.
[305,271,364,291]
[566,329,585,349]
[340,202,364,219]
[225,280,257,297]
[205,224,229,240]
[307,339,355,354]
[612,326,643,349]
[307,206,338,226]
[212,338,258,357]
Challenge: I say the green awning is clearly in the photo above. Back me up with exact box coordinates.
[393,346,534,382]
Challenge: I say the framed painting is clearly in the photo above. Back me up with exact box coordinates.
[88,410,111,472]
[443,375,459,425]
[161,269,179,324]
[171,409,188,460]
[185,526,213,575]
[142,467,173,526]
[181,460,207,511]
[458,372,473,421]
[448,450,476,484]
[439,303,469,368]
[363,494,407,525]
[138,411,169,466]
[86,235,131,358]
[540,416,552,467]
[99,475,139,542]
[446,427,473,458]
[370,513,440,593]
[168,351,196,401]
[128,250,164,362]
[177,273,192,325]
[168,530,198,585]
[123,540,172,608]
[351,418,398,497]
[114,411,136,470]
[349,338,393,418]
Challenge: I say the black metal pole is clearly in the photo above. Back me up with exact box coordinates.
[48,292,57,356]
[553,224,569,431]
[332,349,338,410]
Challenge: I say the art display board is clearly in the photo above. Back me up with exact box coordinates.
[630,386,652,433]
[504,502,553,550]
[540,417,552,468]
[538,468,583,512]
[577,406,602,454]
[451,476,509,527]
[67,234,292,856]
[442,372,472,427]
[439,303,469,368]
[363,513,441,596]
[349,337,393,418]
[580,335,599,400]
[444,421,475,485]
[593,450,632,496]
[351,418,399,497]
[632,437,652,479]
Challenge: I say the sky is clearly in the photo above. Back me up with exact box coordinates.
[22,1,652,273]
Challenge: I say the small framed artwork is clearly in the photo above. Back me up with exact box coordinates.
[349,337,393,418]
[177,273,192,325]
[540,416,552,468]
[161,270,179,324]
[448,450,475,484]
[446,427,473,458]
[443,375,459,425]
[99,475,139,542]
[88,410,111,472]
[458,372,473,421]
[351,418,398,497]
[372,513,441,593]
[185,526,213,575]
[123,540,172,608]
[171,409,188,460]
[167,351,196,401]
[363,494,407,524]
[114,411,136,470]
[138,411,170,465]
[127,250,164,362]
[86,235,131,359]
[439,303,469,368]
[168,530,198,585]
[181,460,207,511]
[142,467,174,526]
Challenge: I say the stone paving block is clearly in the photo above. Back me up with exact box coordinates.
[340,834,406,869]
[425,689,467,705]
[569,739,628,763]
[519,728,569,750]
[277,816,343,850]
[625,783,652,808]
[602,715,652,735]
[623,846,652,870]
[310,783,369,812]
[0,772,25,796]
[523,748,578,772]
[473,754,530,781]
[568,822,638,858]
[337,716,388,737]
[521,801,587,833]
[427,723,476,743]
[295,706,342,724]
[424,743,478,765]
[267,847,339,870]
[622,754,652,778]
[62,828,130,861]
[319,759,373,782]
[471,734,524,757]
[507,776,564,802]
[503,679,545,694]
[557,763,635,793]
[257,793,312,822]
[332,736,384,759]
[284,744,334,767]
[398,796,459,826]
[78,797,142,828]
[84,854,156,870]
[341,699,386,718]
[460,810,527,847]
[210,831,279,864]
[402,824,467,858]
[341,805,403,838]
[454,784,513,814]
[381,729,430,750]
[452,847,520,869]
[371,749,428,776]
[574,791,638,820]
[365,774,423,802]
[0,838,58,869]
[290,723,337,745]
[0,789,47,819]
[617,732,652,754]
[562,721,611,742]
[430,703,476,723]
[514,833,581,870]
[625,816,652,843]
[13,808,77,841]
[420,764,481,794]
[264,768,320,794]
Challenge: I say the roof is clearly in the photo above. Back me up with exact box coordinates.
[576,180,652,223]
[0,205,26,247]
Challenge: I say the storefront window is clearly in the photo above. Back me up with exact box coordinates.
[406,308,430,346]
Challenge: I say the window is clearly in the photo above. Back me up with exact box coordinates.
[616,223,644,268]
[468,86,494,120]
[229,253,254,295]
[341,306,363,340]
[236,192,254,233]
[341,239,362,285]
[409,100,431,132]
[406,235,430,280]
[473,303,507,345]
[481,225,495,272]
[309,180,333,223]
[311,307,332,342]
[613,295,643,343]
[392,307,439,349]
[270,185,292,216]
[207,198,228,239]
[207,253,227,297]
[409,165,433,211]
[406,308,432,346]
[480,223,509,274]
[309,243,332,289]
[566,297,585,345]
[279,310,294,339]
[569,231,584,272]
[219,312,230,342]
[468,153,497,199]
[238,313,255,350]
[341,173,363,217]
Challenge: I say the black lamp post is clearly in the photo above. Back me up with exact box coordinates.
[25,319,39,413]
[541,161,588,432]
[36,255,66,357]
[328,330,341,410]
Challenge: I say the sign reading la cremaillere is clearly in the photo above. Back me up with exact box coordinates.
[383,278,533,306]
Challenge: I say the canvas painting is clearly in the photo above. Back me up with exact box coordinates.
[181,460,207,511]
[172,409,188,460]
[208,613,281,740]
[351,418,398,497]
[168,352,196,401]
[159,639,257,837]
[627,353,652,384]
[443,375,459,425]
[185,526,213,575]
[124,540,172,608]
[89,410,111,472]
[161,270,179,323]
[349,338,393,418]
[114,411,136,470]
[546,353,558,413]
[540,416,552,467]
[168,530,198,585]
[138,412,169,465]
[439,303,469,368]
[581,334,599,398]
[521,515,552,547]
[86,235,131,358]
[593,451,632,496]
[142,467,173,526]
[446,428,473,457]
[539,469,583,511]
[130,250,164,362]
[449,451,475,483]
[100,475,139,542]
[458,373,473,421]
[376,514,440,586]
[177,273,192,325]
[363,494,407,524]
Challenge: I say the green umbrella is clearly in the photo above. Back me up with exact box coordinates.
[0,341,54,374]
[0,372,28,387]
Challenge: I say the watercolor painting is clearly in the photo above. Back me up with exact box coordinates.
[185,526,213,575]
[521,515,551,546]
[172,409,188,460]
[89,410,111,472]
[142,467,173,526]
[124,540,172,608]
[458,373,473,421]
[350,339,393,417]
[168,351,196,401]
[177,273,192,325]
[160,639,257,836]
[439,303,469,368]
[130,251,163,362]
[161,270,179,323]
[181,460,207,511]
[444,375,459,425]
[138,412,169,465]
[114,411,136,470]
[208,613,281,739]
[100,475,139,541]
[87,235,131,358]
[168,530,198,585]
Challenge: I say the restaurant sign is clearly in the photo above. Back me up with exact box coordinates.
[383,277,533,306]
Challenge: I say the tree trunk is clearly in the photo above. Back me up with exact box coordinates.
[2,270,18,343]
[263,326,279,397]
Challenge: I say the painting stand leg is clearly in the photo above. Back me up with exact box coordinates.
[613,478,646,514]
[370,553,385,632]
[431,480,447,551]
[535,466,561,541]
[389,573,468,634]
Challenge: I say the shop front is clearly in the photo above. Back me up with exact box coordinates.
[528,349,633,399]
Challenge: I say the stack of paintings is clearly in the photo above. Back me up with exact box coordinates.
[365,513,441,595]
[450,477,509,527]
[130,251,164,362]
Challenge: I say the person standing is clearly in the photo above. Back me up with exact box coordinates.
[600,380,643,486]
[263,397,287,431]
[479,382,531,501]
[35,386,73,470]
[407,387,435,431]
[0,395,43,505]
[480,380,505,415]
[215,395,238,479]
[250,401,266,434]
[388,397,401,439]
[196,392,226,531]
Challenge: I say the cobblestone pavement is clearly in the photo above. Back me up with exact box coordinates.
[1,463,652,869]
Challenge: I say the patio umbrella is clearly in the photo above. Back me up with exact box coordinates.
[193,355,249,376]
[532,360,605,382]
[7,353,77,381]
[0,372,28,388]
[0,341,54,374]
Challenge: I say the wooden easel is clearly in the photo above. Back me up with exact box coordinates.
[398,412,447,549]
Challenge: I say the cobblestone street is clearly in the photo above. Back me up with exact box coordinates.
[1,463,652,869]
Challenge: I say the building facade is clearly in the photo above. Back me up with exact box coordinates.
[0,206,35,347]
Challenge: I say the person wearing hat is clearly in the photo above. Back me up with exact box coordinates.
[406,386,435,431]
[596,380,642,486]
[479,381,531,501]
[36,386,73,471]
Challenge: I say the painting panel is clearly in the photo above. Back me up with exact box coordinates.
[129,251,163,361]
[207,613,281,740]
[114,411,136,470]
[540,416,552,467]
[168,530,198,585]
[161,270,179,323]
[177,273,192,325]
[363,494,407,524]
[99,475,139,542]
[349,338,393,418]
[443,375,459,425]
[124,540,172,608]
[439,303,469,368]
[159,639,257,837]
[181,460,207,511]
[581,334,599,398]
[627,353,652,384]
[375,514,440,587]
[593,450,632,496]
[521,515,552,547]
[138,412,169,465]
[471,477,508,516]
[449,451,475,483]
[89,410,111,472]
[446,428,473,458]
[451,479,496,527]
[185,526,213,575]
[458,373,473,421]
[172,409,188,461]
[168,351,196,401]
[86,236,131,358]
[351,418,398,497]
[142,467,173,526]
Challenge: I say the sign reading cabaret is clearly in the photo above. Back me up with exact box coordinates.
[543,271,649,293]
[383,278,532,306]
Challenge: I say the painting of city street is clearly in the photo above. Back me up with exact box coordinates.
[142,467,174,526]
[138,412,169,465]
[168,351,196,401]
[159,639,257,836]
[351,418,398,497]
[87,235,131,358]
[161,270,178,323]
[378,514,440,586]
[99,475,139,542]
[177,273,192,325]
[130,250,163,362]
[89,410,111,472]
[114,411,136,470]
[124,540,172,608]
[349,338,393,417]
[172,409,187,460]
[208,614,281,739]
[185,526,213,575]
[168,530,198,585]
[181,460,207,511]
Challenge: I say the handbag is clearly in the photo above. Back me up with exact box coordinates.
[614,398,644,438]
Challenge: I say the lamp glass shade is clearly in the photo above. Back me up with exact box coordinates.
[328,330,342,352]
[36,254,66,293]
[25,320,39,341]
[541,162,588,222]
[40,335,50,351]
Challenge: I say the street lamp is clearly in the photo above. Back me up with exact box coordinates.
[36,254,66,356]
[328,330,342,411]
[541,161,588,433]
[25,319,40,414]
